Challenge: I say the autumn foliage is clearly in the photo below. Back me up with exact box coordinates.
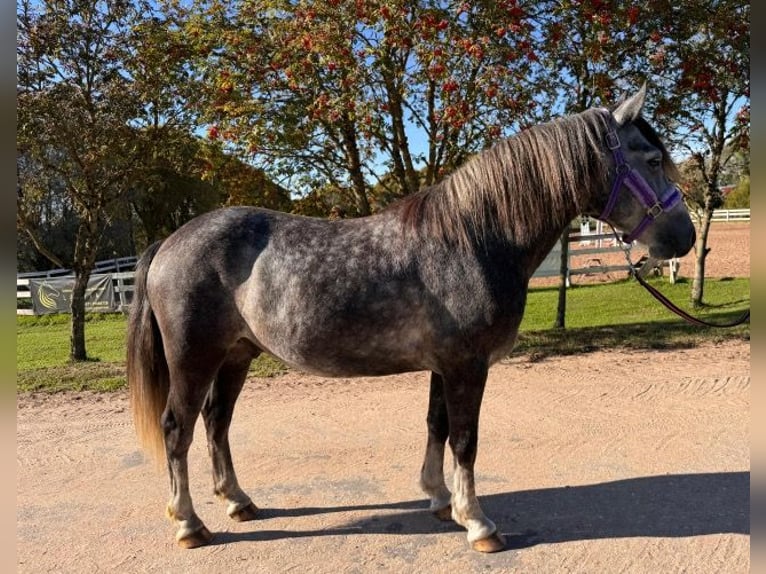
[176,0,544,214]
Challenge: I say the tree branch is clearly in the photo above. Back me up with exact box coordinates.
[19,222,66,269]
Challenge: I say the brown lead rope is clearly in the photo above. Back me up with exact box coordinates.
[631,269,750,328]
[610,228,750,328]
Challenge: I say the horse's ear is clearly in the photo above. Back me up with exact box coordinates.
[612,82,647,126]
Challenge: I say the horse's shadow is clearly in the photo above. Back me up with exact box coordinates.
[211,471,749,549]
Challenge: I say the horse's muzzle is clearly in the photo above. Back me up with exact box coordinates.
[648,220,696,260]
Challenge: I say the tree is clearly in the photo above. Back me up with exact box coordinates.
[646,0,749,306]
[123,8,227,249]
[173,0,539,214]
[16,152,136,273]
[203,143,293,212]
[17,0,148,361]
[124,12,294,251]
[723,175,749,209]
[127,130,221,248]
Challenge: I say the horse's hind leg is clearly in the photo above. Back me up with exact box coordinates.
[442,361,506,553]
[163,366,218,548]
[201,343,259,522]
[419,372,452,520]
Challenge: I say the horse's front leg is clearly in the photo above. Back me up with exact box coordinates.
[443,361,506,553]
[419,372,452,520]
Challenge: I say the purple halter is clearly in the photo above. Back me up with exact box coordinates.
[599,111,683,244]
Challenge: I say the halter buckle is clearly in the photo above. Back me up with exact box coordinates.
[606,130,621,150]
[647,203,663,218]
[616,162,631,176]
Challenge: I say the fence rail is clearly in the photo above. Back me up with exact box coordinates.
[531,232,633,282]
[710,208,750,222]
[17,256,138,280]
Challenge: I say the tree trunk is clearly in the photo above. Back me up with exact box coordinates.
[691,208,713,308]
[380,50,420,196]
[388,91,420,195]
[70,216,101,362]
[69,270,91,362]
[425,78,438,187]
[554,228,570,329]
[339,118,371,216]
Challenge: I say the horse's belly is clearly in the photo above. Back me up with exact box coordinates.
[266,345,428,378]
[251,321,434,378]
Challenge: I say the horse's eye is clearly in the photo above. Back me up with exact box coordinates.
[648,157,662,168]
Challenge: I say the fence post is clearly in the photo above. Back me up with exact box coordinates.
[669,258,679,284]
[554,228,570,328]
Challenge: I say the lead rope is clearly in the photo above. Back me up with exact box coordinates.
[609,227,750,328]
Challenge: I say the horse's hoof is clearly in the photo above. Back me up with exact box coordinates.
[471,532,506,553]
[177,526,214,549]
[433,505,452,522]
[229,502,259,522]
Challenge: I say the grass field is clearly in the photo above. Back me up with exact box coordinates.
[17,276,749,393]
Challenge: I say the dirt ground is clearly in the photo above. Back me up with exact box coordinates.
[17,223,749,573]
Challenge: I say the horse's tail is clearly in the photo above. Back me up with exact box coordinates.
[126,240,168,465]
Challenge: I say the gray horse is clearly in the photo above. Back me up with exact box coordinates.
[127,85,695,552]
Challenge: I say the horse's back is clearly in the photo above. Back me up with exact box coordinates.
[153,206,274,271]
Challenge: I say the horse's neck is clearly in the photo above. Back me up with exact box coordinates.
[488,219,573,282]
[462,177,581,278]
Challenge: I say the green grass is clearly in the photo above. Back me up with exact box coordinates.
[17,312,288,393]
[514,276,749,359]
[17,313,128,369]
[520,276,749,330]
[17,277,749,393]
[17,313,131,393]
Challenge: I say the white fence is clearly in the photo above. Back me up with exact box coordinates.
[16,256,138,280]
[17,256,138,315]
[532,224,685,285]
[532,233,627,279]
[710,208,750,222]
[16,272,135,316]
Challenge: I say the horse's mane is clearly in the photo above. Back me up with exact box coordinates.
[395,108,611,249]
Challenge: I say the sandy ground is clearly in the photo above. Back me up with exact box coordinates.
[17,223,749,573]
